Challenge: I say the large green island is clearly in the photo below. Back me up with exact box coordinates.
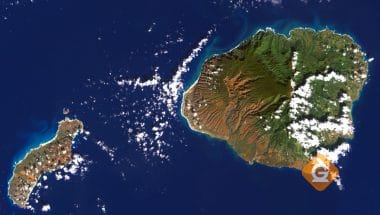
[8,118,84,208]
[182,28,368,168]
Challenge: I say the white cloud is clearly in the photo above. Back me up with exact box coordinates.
[334,176,344,190]
[318,142,350,164]
[287,69,352,150]
[111,30,213,160]
[117,73,161,89]
[267,0,282,5]
[41,204,51,212]
[160,31,212,116]
[55,172,63,181]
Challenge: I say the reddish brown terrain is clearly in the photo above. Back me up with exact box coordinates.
[8,118,83,208]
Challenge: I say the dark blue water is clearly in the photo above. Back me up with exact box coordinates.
[0,0,379,214]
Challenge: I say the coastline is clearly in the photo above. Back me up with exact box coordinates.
[180,82,224,140]
[179,26,370,168]
[12,120,58,165]
[7,118,83,208]
[7,133,59,208]
[179,27,337,133]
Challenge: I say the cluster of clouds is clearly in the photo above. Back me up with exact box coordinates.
[256,0,333,5]
[28,154,92,213]
[219,0,333,11]
[81,130,117,162]
[286,60,353,162]
[101,30,213,161]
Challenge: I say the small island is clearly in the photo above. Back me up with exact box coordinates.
[8,118,84,208]
[182,28,368,168]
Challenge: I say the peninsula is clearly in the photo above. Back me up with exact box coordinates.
[8,118,84,208]
[182,28,368,168]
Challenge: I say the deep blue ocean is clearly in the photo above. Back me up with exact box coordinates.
[0,0,379,214]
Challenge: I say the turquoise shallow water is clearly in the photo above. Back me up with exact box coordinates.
[0,0,379,214]
[12,119,59,165]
